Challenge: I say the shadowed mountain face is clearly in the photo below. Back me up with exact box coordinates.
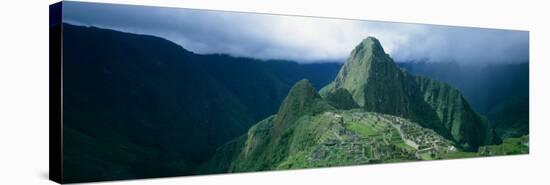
[61,23,341,183]
[321,37,498,150]
[397,62,529,138]
[323,88,359,110]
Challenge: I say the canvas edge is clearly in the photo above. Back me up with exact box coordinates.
[49,1,63,184]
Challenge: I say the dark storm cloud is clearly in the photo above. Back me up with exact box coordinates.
[63,1,529,64]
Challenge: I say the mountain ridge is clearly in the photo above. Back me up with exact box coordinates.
[60,23,342,182]
[397,61,529,139]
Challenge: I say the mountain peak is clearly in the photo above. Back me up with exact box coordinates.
[272,79,333,137]
[289,79,318,97]
[276,79,323,119]
[325,36,398,107]
[323,36,427,128]
[360,36,381,46]
[353,36,386,57]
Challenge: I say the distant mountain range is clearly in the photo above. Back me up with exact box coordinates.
[60,23,528,183]
[62,23,340,182]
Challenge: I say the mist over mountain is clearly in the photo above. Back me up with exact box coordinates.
[63,1,528,64]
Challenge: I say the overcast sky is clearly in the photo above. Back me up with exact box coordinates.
[63,1,529,64]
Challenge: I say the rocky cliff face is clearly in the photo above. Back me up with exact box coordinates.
[415,75,499,149]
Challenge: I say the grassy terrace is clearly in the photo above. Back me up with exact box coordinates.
[346,121,381,137]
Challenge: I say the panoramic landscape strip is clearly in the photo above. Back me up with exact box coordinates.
[50,1,529,183]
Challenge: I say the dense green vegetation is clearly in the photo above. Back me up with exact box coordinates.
[479,135,529,155]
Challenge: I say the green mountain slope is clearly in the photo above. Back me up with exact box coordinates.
[322,88,359,110]
[201,80,333,172]
[272,79,335,138]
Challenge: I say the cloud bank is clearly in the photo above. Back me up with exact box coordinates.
[63,2,529,64]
